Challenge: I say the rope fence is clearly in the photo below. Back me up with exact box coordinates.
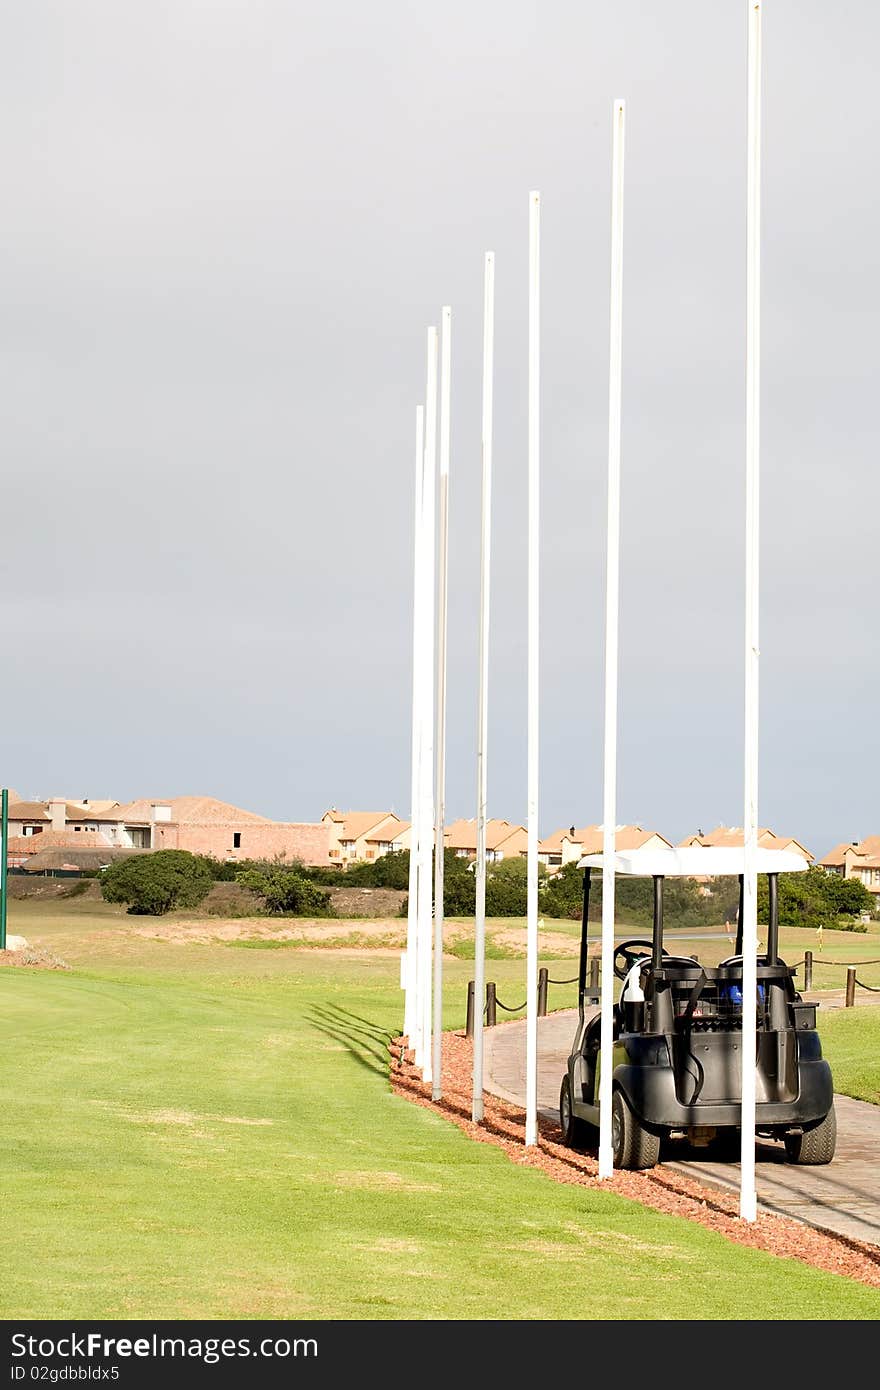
[465,948,880,1034]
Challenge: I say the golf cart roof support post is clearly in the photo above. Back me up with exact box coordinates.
[736,874,745,956]
[472,251,495,1125]
[598,96,627,1182]
[652,875,664,972]
[578,868,592,1021]
[767,872,779,965]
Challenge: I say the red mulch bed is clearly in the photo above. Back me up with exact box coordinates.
[391,1029,880,1290]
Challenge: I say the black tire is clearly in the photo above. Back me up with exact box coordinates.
[784,1106,836,1165]
[612,1088,660,1170]
[559,1074,591,1149]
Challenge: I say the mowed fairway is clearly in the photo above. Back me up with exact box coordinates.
[1,902,878,1320]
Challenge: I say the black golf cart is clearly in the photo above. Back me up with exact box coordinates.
[559,846,836,1170]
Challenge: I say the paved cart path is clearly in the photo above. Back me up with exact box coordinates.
[483,1009,880,1247]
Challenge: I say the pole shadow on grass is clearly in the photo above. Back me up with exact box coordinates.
[305,1004,393,1077]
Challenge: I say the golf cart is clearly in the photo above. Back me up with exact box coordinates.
[559,846,836,1170]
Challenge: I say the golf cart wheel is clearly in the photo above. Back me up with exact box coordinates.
[612,1089,660,1171]
[559,1075,590,1149]
[784,1106,836,1165]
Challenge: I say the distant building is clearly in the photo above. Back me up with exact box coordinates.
[819,837,880,905]
[679,825,813,860]
[321,810,410,865]
[539,824,671,869]
[443,818,528,863]
[5,796,330,868]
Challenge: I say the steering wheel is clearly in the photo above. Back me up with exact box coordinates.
[613,939,655,981]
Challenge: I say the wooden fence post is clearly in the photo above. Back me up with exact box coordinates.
[845,966,856,1009]
[537,967,548,1017]
[486,981,497,1027]
[466,980,475,1038]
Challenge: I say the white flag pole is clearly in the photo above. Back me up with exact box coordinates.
[598,99,626,1181]
[417,326,438,1079]
[472,252,495,1123]
[740,0,763,1224]
[432,306,452,1100]
[403,404,425,1044]
[525,193,541,1148]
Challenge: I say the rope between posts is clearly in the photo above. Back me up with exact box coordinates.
[855,977,880,993]
[494,995,527,1013]
[546,975,578,985]
[816,958,880,966]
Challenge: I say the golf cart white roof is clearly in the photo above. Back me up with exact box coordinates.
[576,846,809,877]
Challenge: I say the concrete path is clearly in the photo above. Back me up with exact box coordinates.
[484,1009,880,1247]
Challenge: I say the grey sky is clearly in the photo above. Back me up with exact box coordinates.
[1,1,876,855]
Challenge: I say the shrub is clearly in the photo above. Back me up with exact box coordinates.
[307,850,411,890]
[758,866,873,930]
[235,865,331,916]
[101,850,214,916]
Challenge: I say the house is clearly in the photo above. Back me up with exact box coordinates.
[96,797,331,865]
[21,844,144,874]
[679,826,813,860]
[443,818,529,863]
[321,810,410,864]
[539,824,671,868]
[6,796,331,868]
[819,837,880,904]
[5,799,116,867]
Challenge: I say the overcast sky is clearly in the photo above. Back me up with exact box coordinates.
[1,1,876,854]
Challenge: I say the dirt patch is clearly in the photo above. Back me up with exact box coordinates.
[0,947,69,970]
[327,886,407,917]
[6,876,102,901]
[391,1030,880,1290]
[493,927,579,957]
[128,916,408,946]
[201,882,263,917]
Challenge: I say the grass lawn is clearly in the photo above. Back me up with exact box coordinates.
[818,1008,880,1105]
[1,900,878,1319]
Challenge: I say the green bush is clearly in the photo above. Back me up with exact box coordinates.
[540,864,740,928]
[307,850,411,890]
[235,865,331,916]
[101,851,214,916]
[757,865,873,930]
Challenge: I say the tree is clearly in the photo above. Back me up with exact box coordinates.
[485,857,528,916]
[101,850,214,915]
[235,865,331,916]
[540,861,584,919]
[758,866,873,929]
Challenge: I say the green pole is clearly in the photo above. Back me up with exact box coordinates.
[1,787,8,950]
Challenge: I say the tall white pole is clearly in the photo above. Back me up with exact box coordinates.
[599,98,626,1181]
[432,306,451,1100]
[472,252,495,1123]
[741,0,763,1225]
[525,193,541,1148]
[403,404,425,1044]
[417,326,438,1079]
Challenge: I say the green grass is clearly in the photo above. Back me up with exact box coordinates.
[1,902,878,1319]
[819,1008,880,1105]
